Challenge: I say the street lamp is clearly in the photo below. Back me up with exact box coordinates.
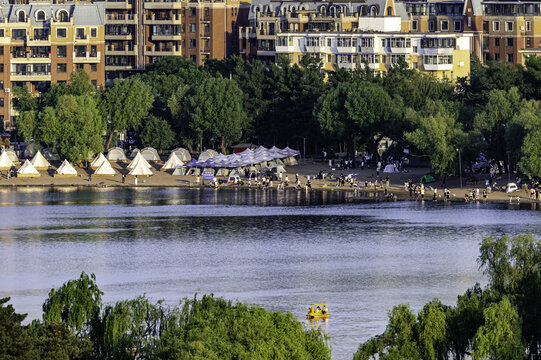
[507,151,511,184]
[456,148,462,188]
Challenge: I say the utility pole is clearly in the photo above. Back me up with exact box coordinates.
[456,148,462,188]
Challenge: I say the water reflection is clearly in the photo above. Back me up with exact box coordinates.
[0,188,540,359]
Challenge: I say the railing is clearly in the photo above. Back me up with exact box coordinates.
[107,13,135,20]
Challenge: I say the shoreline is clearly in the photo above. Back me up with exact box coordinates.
[0,160,536,205]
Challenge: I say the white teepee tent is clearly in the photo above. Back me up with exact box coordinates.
[128,160,153,177]
[127,152,152,170]
[17,159,40,177]
[55,159,78,177]
[30,150,51,170]
[93,161,116,177]
[91,153,108,170]
[0,151,15,171]
[161,152,183,171]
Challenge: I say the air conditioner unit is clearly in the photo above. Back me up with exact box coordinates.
[520,26,524,30]
[5,88,10,93]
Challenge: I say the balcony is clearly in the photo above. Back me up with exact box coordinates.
[11,71,51,81]
[105,33,134,40]
[389,46,413,54]
[420,47,454,55]
[337,62,356,70]
[336,45,357,54]
[73,51,101,63]
[275,44,294,52]
[152,33,182,41]
[11,55,51,63]
[105,0,134,9]
[105,64,136,70]
[106,46,137,55]
[145,47,181,56]
[27,35,51,46]
[145,14,181,24]
[144,0,182,10]
[106,13,137,24]
[423,63,453,71]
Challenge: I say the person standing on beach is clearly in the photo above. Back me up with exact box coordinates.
[420,185,425,199]
[433,188,437,201]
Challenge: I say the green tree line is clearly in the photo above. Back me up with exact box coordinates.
[13,55,541,178]
[355,234,541,360]
[2,272,330,360]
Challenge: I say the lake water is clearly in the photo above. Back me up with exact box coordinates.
[1,187,541,359]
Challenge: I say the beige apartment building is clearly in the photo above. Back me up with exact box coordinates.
[0,1,105,130]
[240,0,472,79]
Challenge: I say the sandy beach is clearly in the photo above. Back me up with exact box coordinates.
[0,159,535,204]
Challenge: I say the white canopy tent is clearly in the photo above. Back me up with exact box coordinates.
[5,150,19,164]
[128,160,153,177]
[91,153,108,170]
[141,147,160,161]
[0,151,15,171]
[17,159,40,177]
[107,147,127,161]
[93,161,116,177]
[30,150,51,170]
[161,152,183,171]
[55,159,78,177]
[127,152,152,170]
[171,148,191,163]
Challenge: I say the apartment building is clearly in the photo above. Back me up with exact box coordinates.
[0,1,105,130]
[463,0,541,65]
[240,0,472,79]
[105,0,249,83]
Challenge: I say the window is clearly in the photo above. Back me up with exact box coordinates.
[76,28,85,39]
[57,63,67,72]
[454,21,461,31]
[36,10,45,21]
[360,38,374,48]
[34,28,49,40]
[494,38,500,46]
[0,98,3,107]
[441,20,448,31]
[57,28,67,38]
[12,29,26,40]
[507,53,513,62]
[90,45,97,57]
[190,23,196,32]
[75,45,86,57]
[429,21,435,32]
[57,45,66,57]
[468,17,471,27]
[505,21,513,31]
[492,21,500,31]
[494,53,500,61]
[526,21,531,32]
[189,39,196,48]
[413,46,417,52]
[507,37,513,47]
[327,54,331,62]
[17,10,26,22]
[0,64,3,73]
[390,55,405,64]
[189,7,196,16]
[412,20,417,30]
[76,63,84,70]
[91,80,97,87]
[0,81,4,90]
[91,28,97,38]
[527,38,532,48]
[0,47,3,56]
[57,10,69,22]
[190,54,196,63]
[91,63,97,72]
[381,55,386,63]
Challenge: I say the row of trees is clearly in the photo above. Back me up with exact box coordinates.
[13,55,541,178]
[355,234,541,360]
[2,273,330,360]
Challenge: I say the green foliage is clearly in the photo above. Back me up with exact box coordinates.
[43,272,103,338]
[40,95,105,162]
[139,115,176,151]
[357,234,541,360]
[472,297,524,360]
[101,77,154,149]
[170,76,248,153]
[13,86,38,112]
[157,294,330,360]
[405,101,466,177]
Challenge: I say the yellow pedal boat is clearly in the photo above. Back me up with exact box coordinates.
[307,302,330,319]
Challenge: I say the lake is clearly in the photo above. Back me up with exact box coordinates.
[1,187,540,359]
